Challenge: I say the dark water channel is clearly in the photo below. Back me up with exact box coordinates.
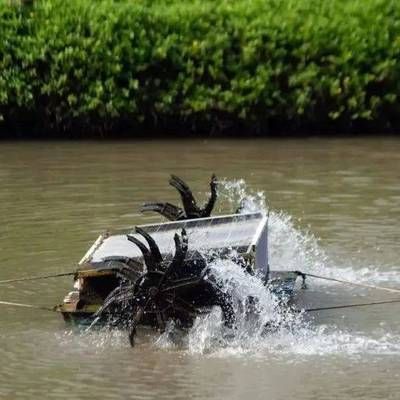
[0,138,399,399]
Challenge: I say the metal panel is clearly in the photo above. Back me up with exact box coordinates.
[89,212,268,267]
[254,219,269,277]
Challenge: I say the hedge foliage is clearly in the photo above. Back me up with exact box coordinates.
[1,0,400,137]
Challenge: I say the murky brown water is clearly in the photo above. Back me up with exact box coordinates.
[1,138,400,399]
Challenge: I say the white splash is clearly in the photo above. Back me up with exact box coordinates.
[160,179,400,357]
[183,258,305,355]
[220,178,400,285]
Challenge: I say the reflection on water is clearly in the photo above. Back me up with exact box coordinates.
[0,138,400,399]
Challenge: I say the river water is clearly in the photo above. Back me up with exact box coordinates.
[0,138,399,399]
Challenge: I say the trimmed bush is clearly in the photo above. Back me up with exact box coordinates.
[1,0,400,137]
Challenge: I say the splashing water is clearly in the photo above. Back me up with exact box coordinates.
[155,179,400,357]
[218,179,330,274]
[157,254,400,357]
[182,259,305,356]
[219,179,400,285]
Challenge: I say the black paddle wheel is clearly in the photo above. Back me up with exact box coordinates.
[89,226,235,346]
[141,174,218,220]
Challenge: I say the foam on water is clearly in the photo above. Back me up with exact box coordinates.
[156,179,400,357]
[155,256,400,357]
[181,258,306,356]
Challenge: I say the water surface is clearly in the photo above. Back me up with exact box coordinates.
[0,138,399,399]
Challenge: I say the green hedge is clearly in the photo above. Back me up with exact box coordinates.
[1,0,400,137]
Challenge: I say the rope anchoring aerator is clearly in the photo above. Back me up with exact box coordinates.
[294,271,400,294]
[2,297,400,316]
[302,298,400,313]
[0,300,58,312]
[0,271,77,285]
[0,269,101,285]
[1,269,400,315]
[291,271,400,312]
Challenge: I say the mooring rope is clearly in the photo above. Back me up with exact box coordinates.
[0,269,97,284]
[2,268,400,315]
[1,296,400,316]
[0,234,108,285]
[303,298,400,312]
[0,300,58,312]
[294,271,400,294]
